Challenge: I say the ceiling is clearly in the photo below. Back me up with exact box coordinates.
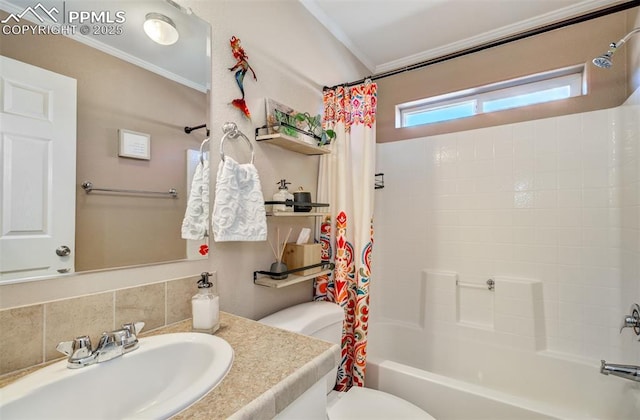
[300,0,630,74]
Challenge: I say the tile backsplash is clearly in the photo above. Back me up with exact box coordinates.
[0,276,196,376]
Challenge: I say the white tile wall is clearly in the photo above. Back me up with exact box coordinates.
[373,102,640,363]
[618,94,640,364]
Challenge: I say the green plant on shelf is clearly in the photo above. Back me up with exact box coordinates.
[294,112,336,146]
[273,109,336,146]
[274,109,299,137]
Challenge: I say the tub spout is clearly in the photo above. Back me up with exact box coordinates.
[600,360,640,382]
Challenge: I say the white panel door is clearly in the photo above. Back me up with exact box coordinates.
[0,55,77,281]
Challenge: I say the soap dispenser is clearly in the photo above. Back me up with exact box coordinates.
[273,179,294,212]
[192,272,220,334]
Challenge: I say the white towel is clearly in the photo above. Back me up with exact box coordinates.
[212,157,267,242]
[181,160,210,240]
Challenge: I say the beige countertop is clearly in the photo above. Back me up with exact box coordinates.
[0,312,340,420]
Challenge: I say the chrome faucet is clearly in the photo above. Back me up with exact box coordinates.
[600,360,640,382]
[56,321,145,369]
[599,303,640,383]
[619,303,640,338]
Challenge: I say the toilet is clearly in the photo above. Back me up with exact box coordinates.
[259,301,435,419]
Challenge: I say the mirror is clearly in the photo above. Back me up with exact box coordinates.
[0,0,211,281]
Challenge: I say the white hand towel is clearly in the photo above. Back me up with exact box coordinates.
[181,159,210,240]
[212,157,267,242]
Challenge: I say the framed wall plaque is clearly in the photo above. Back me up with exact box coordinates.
[118,129,150,160]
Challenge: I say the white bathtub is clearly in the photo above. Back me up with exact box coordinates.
[367,357,576,419]
[365,322,640,420]
[364,272,640,419]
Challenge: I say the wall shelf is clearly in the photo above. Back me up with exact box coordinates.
[266,211,329,217]
[255,125,330,155]
[265,200,328,212]
[256,139,331,287]
[256,133,330,155]
[254,263,334,288]
[264,200,329,215]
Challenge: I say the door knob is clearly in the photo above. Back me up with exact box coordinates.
[56,245,71,256]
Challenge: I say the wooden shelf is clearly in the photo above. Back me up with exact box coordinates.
[256,132,330,155]
[253,262,334,288]
[265,201,329,216]
[254,268,332,288]
[266,211,329,217]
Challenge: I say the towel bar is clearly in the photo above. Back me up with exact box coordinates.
[81,181,178,198]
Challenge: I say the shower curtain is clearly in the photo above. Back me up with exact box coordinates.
[314,80,377,391]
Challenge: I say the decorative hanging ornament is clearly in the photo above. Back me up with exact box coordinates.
[228,36,256,119]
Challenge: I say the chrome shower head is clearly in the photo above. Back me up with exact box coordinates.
[592,42,618,69]
[592,52,614,69]
[592,27,640,69]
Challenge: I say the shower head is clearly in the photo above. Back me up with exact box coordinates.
[592,51,614,69]
[592,27,640,69]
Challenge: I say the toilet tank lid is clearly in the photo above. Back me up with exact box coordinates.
[258,301,344,336]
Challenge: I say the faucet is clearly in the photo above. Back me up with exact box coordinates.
[600,360,640,382]
[599,303,640,383]
[619,303,640,338]
[56,321,145,369]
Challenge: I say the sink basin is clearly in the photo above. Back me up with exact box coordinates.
[0,332,233,419]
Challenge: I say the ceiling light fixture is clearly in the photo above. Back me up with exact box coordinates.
[143,13,179,46]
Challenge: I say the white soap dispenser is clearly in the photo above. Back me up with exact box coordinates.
[273,179,294,212]
[192,272,220,334]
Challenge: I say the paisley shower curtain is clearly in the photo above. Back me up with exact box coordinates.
[314,80,377,391]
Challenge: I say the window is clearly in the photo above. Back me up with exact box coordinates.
[396,65,586,128]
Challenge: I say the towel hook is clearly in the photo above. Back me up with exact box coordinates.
[220,122,255,164]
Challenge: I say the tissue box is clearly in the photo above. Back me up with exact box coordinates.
[283,243,321,276]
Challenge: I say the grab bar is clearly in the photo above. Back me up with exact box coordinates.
[220,122,254,164]
[81,181,178,198]
[456,279,495,291]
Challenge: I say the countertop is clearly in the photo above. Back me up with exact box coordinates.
[0,311,340,420]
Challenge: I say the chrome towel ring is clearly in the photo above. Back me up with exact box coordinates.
[219,122,255,164]
[199,138,210,164]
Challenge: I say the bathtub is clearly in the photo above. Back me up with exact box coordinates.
[364,272,640,419]
[367,357,565,419]
[365,322,640,420]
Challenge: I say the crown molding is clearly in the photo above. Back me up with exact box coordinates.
[299,0,376,73]
[298,0,629,75]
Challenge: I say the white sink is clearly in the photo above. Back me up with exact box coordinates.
[0,332,233,419]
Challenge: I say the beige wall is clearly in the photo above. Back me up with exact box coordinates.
[0,18,208,271]
[183,0,370,321]
[377,9,637,143]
